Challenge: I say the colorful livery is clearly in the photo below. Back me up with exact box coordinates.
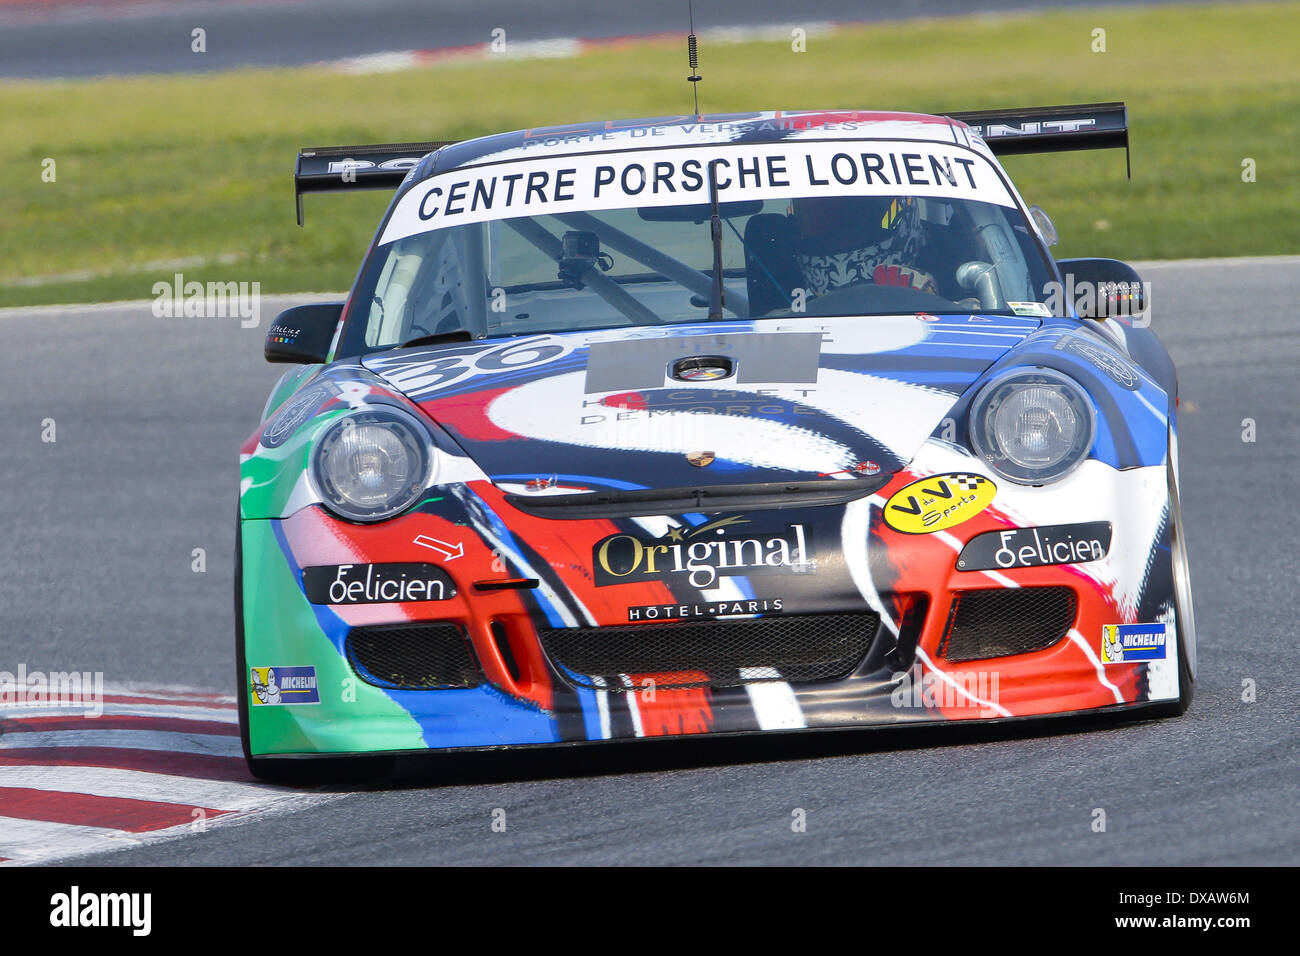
[237,106,1195,777]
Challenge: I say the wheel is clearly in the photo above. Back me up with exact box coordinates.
[234,512,253,763]
[1154,429,1196,716]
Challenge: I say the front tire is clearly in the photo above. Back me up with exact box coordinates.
[1155,430,1196,716]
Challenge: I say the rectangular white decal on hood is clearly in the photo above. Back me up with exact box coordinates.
[379,141,1016,246]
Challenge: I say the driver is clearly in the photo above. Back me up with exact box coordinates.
[791,196,939,299]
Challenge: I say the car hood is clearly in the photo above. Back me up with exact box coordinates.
[362,314,1041,494]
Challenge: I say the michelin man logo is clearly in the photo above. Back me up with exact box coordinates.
[250,667,281,704]
[1102,626,1124,663]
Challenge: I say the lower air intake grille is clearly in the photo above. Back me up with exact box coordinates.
[539,612,879,690]
[346,622,480,690]
[940,587,1076,662]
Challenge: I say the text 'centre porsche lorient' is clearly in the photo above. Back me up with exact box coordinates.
[237,107,1194,778]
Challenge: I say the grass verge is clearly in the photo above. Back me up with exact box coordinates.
[2,2,1297,307]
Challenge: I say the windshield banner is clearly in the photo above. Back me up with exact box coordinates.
[378,141,1015,245]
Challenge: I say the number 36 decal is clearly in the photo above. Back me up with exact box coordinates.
[367,336,574,398]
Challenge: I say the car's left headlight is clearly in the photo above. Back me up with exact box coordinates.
[968,368,1095,484]
[310,406,434,521]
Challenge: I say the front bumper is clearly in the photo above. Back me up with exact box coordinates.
[240,453,1183,758]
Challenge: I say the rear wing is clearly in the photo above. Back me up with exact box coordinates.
[293,103,1129,224]
[294,141,454,225]
[947,102,1130,177]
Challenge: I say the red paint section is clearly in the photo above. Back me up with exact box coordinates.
[100,694,233,710]
[0,787,232,834]
[106,687,228,700]
[0,751,254,783]
[631,677,713,737]
[281,500,549,706]
[601,391,647,410]
[418,386,522,442]
[868,468,1145,719]
[3,715,239,736]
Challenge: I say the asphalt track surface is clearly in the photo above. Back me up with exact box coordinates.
[1,257,1296,865]
[0,0,1187,78]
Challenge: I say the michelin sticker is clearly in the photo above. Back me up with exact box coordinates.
[250,666,320,705]
[1101,623,1169,664]
[379,141,1016,245]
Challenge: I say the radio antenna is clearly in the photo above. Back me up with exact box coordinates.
[687,1,702,117]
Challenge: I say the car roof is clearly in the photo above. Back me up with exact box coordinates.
[425,109,984,177]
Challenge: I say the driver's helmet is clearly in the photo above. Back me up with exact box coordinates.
[791,195,937,297]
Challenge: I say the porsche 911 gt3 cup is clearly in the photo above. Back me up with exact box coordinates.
[237,105,1195,778]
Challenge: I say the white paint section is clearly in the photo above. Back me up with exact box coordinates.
[762,368,961,462]
[1168,423,1195,680]
[0,702,236,722]
[0,766,286,812]
[740,669,806,729]
[618,676,645,738]
[1143,621,1181,702]
[380,140,1015,245]
[0,730,243,758]
[277,471,318,517]
[915,647,1013,717]
[814,314,929,355]
[0,818,132,865]
[0,792,331,867]
[1067,629,1125,704]
[107,685,233,703]
[489,358,964,473]
[591,676,612,741]
[491,368,857,473]
[840,495,897,634]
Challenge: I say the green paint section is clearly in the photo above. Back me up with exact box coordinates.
[262,365,321,422]
[239,406,346,519]
[241,518,426,755]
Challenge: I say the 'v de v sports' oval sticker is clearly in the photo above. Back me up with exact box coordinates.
[883,472,997,534]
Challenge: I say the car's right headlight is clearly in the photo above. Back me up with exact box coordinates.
[310,406,434,522]
[968,368,1095,485]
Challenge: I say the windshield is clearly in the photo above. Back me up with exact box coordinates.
[341,142,1055,354]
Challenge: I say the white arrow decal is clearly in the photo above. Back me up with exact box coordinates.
[412,535,464,561]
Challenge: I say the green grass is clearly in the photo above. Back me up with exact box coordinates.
[2,1,1297,307]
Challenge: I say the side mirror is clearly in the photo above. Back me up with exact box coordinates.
[1028,205,1059,247]
[1053,258,1146,320]
[265,302,343,363]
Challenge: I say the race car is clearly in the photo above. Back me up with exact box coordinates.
[237,104,1195,779]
